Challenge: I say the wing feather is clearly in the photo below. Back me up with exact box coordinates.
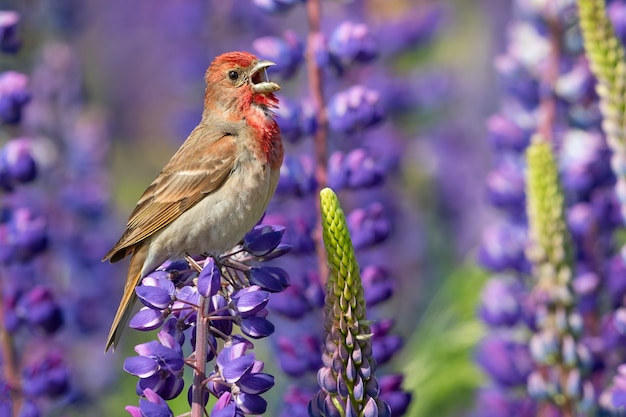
[104,131,237,262]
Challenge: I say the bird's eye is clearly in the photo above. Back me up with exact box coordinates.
[228,70,239,81]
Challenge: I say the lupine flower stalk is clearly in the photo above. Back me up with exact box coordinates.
[310,187,389,417]
[525,137,592,415]
[577,0,626,221]
[122,225,290,416]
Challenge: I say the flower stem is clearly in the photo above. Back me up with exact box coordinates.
[191,295,208,417]
[0,277,22,417]
[306,0,330,284]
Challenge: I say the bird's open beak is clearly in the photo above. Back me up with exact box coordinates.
[250,60,281,94]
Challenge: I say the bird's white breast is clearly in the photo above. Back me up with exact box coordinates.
[142,155,278,274]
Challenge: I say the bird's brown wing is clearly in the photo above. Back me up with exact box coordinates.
[103,133,238,263]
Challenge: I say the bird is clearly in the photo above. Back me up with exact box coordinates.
[103,51,283,352]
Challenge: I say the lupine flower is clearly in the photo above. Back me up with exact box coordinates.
[253,31,303,80]
[311,188,390,417]
[0,71,30,124]
[328,21,378,74]
[327,85,385,134]
[125,388,173,417]
[0,11,20,53]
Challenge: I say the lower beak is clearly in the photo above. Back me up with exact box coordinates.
[251,60,281,94]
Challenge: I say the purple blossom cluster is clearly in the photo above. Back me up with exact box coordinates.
[122,225,290,416]
[475,1,626,415]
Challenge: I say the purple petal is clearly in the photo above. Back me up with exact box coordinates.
[138,398,173,417]
[136,286,174,310]
[249,266,289,292]
[241,317,275,339]
[125,406,141,417]
[129,308,165,331]
[210,392,236,417]
[243,225,285,257]
[238,372,274,395]
[198,258,221,297]
[222,354,255,383]
[123,356,158,378]
[233,290,270,317]
[236,392,267,414]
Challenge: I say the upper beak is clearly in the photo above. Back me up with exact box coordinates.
[251,60,281,94]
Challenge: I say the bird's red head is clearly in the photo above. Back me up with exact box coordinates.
[203,51,281,119]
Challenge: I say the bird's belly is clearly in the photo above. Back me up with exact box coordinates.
[147,163,275,264]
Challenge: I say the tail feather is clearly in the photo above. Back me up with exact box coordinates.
[105,244,148,352]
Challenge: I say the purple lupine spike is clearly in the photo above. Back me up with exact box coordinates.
[0,71,30,124]
[0,11,20,53]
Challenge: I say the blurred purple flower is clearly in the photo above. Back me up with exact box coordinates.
[328,21,377,73]
[252,0,304,14]
[475,335,533,387]
[21,350,69,398]
[478,276,525,327]
[0,11,20,53]
[328,85,385,134]
[253,30,303,80]
[0,71,30,124]
[347,202,391,249]
[328,148,385,191]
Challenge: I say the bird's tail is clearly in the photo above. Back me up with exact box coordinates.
[105,244,148,352]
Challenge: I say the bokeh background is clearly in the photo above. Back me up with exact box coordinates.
[0,0,596,416]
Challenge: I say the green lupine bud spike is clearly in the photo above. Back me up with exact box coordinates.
[578,0,626,222]
[525,135,573,281]
[312,187,389,416]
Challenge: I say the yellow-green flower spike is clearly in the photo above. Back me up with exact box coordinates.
[310,188,390,417]
[525,136,574,291]
[525,136,591,414]
[577,0,626,221]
